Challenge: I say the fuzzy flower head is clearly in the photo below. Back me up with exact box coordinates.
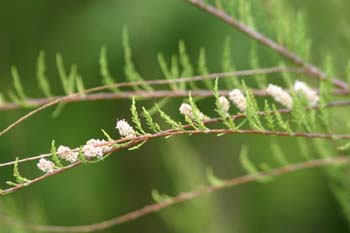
[294,80,319,106]
[57,145,78,163]
[266,84,293,109]
[116,119,136,139]
[179,103,193,117]
[37,158,55,174]
[179,103,207,120]
[218,96,230,113]
[229,89,246,112]
[82,139,112,158]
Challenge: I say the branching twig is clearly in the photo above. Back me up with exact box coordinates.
[184,0,348,90]
[0,66,303,136]
[2,88,349,111]
[1,99,350,168]
[2,155,349,232]
[1,127,350,195]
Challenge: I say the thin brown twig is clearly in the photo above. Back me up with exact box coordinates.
[0,66,303,136]
[0,90,266,111]
[1,127,350,195]
[1,88,349,111]
[2,155,349,232]
[1,99,350,168]
[184,0,348,90]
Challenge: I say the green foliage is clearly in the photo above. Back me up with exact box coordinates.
[51,140,63,168]
[221,36,239,89]
[206,167,224,186]
[238,0,255,28]
[346,60,350,89]
[128,140,147,150]
[0,93,5,104]
[280,62,293,88]
[197,47,212,88]
[8,66,30,107]
[75,74,86,96]
[318,56,334,131]
[36,51,52,97]
[239,145,258,174]
[337,141,350,151]
[214,0,223,9]
[130,97,146,135]
[331,182,350,220]
[269,0,311,59]
[263,100,275,130]
[179,40,197,90]
[157,53,179,90]
[240,145,272,183]
[220,0,236,16]
[242,82,264,131]
[213,79,236,129]
[122,27,153,91]
[51,102,66,118]
[187,93,208,130]
[78,146,88,164]
[140,98,171,118]
[249,42,266,88]
[297,138,313,160]
[151,189,171,203]
[270,140,289,166]
[56,54,78,95]
[11,66,27,100]
[313,139,333,159]
[13,158,30,184]
[101,129,114,141]
[272,104,292,133]
[291,93,309,131]
[1,1,350,228]
[99,46,119,92]
[142,107,162,133]
[178,40,194,77]
[156,104,183,130]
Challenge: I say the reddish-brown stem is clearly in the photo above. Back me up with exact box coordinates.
[1,89,349,111]
[184,0,348,90]
[1,155,348,232]
[0,66,303,136]
[0,67,303,111]
[1,99,350,168]
[1,127,350,195]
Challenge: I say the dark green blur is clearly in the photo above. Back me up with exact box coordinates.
[0,1,350,232]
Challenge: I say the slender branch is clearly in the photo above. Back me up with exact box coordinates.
[2,88,349,111]
[0,67,305,111]
[1,99,350,168]
[0,90,266,111]
[184,0,348,90]
[2,155,349,232]
[0,67,303,136]
[1,126,350,195]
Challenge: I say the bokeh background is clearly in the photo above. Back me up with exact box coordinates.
[1,0,350,232]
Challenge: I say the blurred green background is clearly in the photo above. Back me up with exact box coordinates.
[1,0,350,232]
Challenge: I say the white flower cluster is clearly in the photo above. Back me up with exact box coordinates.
[218,96,230,113]
[179,103,207,120]
[57,145,78,163]
[229,89,246,112]
[116,119,136,139]
[266,84,293,109]
[294,80,319,106]
[82,139,112,158]
[37,139,113,174]
[37,158,55,174]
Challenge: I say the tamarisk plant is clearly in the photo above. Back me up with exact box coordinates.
[1,0,350,231]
